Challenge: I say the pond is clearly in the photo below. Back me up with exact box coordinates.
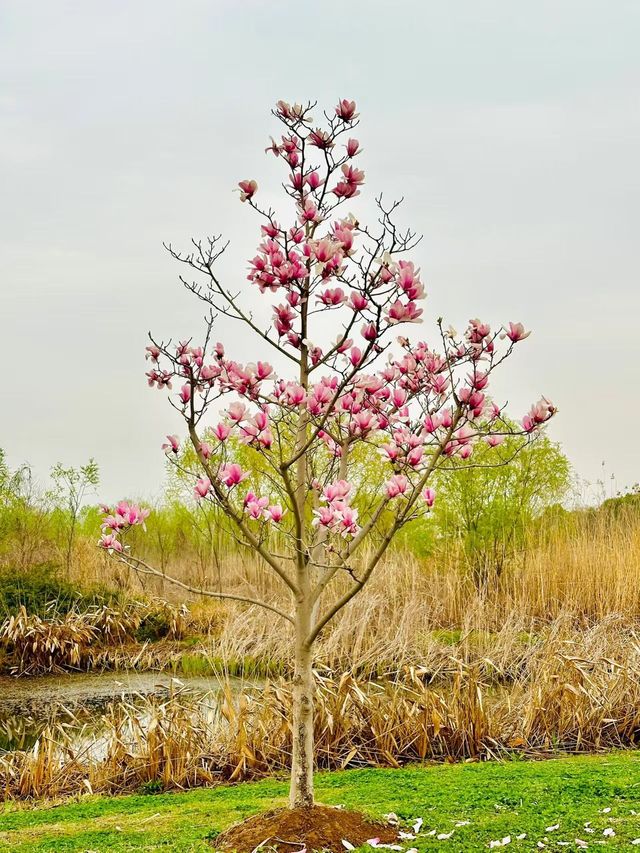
[0,672,254,753]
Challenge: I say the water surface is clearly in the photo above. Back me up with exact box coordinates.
[0,672,253,753]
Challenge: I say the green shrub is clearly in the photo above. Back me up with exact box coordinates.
[0,563,117,617]
[135,606,177,642]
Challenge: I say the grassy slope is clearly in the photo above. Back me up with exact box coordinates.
[1,754,640,852]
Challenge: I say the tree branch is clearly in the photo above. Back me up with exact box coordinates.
[118,553,294,624]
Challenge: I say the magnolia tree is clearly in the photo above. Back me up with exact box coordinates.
[99,98,555,809]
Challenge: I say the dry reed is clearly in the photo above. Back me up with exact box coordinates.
[4,617,640,801]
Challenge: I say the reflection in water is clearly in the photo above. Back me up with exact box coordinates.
[0,672,254,754]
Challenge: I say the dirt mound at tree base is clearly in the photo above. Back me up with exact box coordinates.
[215,805,399,852]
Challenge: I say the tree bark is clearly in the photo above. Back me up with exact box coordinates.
[289,604,315,808]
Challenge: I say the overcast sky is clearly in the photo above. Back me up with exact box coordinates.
[1,0,639,503]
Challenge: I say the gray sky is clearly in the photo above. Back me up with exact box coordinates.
[1,0,639,502]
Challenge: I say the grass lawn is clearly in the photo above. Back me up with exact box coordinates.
[1,753,640,851]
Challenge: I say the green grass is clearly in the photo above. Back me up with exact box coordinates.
[174,651,287,678]
[2,753,640,851]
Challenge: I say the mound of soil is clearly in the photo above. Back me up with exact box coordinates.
[215,805,399,852]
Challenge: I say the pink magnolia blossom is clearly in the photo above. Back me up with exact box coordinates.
[101,514,126,532]
[440,408,454,429]
[349,346,363,367]
[199,441,213,459]
[255,429,272,448]
[349,291,368,312]
[284,383,306,406]
[306,170,321,189]
[505,321,531,343]
[337,503,360,537]
[162,435,180,454]
[312,505,336,528]
[213,422,232,442]
[423,487,436,508]
[194,477,212,499]
[346,138,360,157]
[423,414,442,433]
[318,287,347,306]
[266,504,284,523]
[299,197,321,224]
[147,369,172,390]
[121,504,150,527]
[396,261,424,300]
[385,474,409,498]
[245,494,269,518]
[219,463,248,488]
[381,442,400,462]
[407,446,424,467]
[226,402,248,422]
[523,397,556,432]
[387,300,423,324]
[99,533,123,553]
[323,479,352,503]
[313,499,360,538]
[335,98,358,121]
[486,434,505,447]
[361,322,378,341]
[308,128,333,149]
[467,318,491,343]
[237,179,257,202]
[469,371,489,391]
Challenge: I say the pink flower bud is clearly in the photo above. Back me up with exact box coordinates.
[346,138,360,157]
[349,347,363,367]
[361,323,378,341]
[423,487,436,508]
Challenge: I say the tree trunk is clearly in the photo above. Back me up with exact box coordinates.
[290,607,314,808]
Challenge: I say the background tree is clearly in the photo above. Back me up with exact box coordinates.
[49,460,99,577]
[99,98,555,812]
[432,434,570,586]
[0,451,53,571]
